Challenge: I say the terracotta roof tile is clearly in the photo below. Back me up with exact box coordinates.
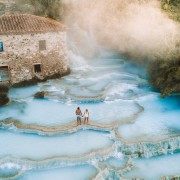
[0,14,65,34]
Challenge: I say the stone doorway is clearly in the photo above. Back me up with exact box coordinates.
[0,66,10,82]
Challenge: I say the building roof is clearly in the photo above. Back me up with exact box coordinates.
[0,14,65,35]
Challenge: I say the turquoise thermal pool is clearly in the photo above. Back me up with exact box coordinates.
[0,51,180,179]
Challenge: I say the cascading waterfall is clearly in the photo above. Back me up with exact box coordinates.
[0,22,180,180]
[0,46,180,179]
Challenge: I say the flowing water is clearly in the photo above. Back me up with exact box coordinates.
[0,50,180,179]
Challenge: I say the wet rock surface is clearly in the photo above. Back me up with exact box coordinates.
[0,53,179,179]
[0,85,9,106]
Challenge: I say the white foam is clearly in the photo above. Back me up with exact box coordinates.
[0,131,112,159]
[125,153,180,179]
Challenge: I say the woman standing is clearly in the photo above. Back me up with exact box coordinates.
[83,109,89,124]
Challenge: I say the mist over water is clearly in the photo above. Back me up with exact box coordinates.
[0,1,180,179]
[1,49,179,179]
[63,0,180,61]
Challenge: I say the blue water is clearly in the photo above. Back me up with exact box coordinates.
[0,130,112,159]
[124,153,180,179]
[0,51,179,179]
[22,165,98,180]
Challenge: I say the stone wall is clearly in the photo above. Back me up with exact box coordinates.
[0,31,70,84]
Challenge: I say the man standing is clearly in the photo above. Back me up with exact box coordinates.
[76,107,82,125]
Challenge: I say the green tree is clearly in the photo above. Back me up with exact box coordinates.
[148,55,180,97]
[30,0,64,20]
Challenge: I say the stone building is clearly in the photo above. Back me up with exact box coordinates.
[0,14,70,85]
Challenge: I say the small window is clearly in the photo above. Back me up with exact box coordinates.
[0,42,3,52]
[0,66,9,81]
[34,64,42,73]
[39,40,46,51]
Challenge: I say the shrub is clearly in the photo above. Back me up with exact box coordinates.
[0,85,9,106]
[148,55,180,97]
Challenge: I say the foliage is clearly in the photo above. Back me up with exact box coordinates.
[30,0,63,20]
[0,85,9,106]
[148,55,180,97]
[11,0,33,14]
[13,0,64,20]
[11,0,180,97]
[161,0,180,22]
[13,0,180,22]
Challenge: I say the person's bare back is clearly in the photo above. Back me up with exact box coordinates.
[76,107,82,125]
[76,109,82,115]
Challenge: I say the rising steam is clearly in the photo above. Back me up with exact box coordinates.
[62,0,180,61]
